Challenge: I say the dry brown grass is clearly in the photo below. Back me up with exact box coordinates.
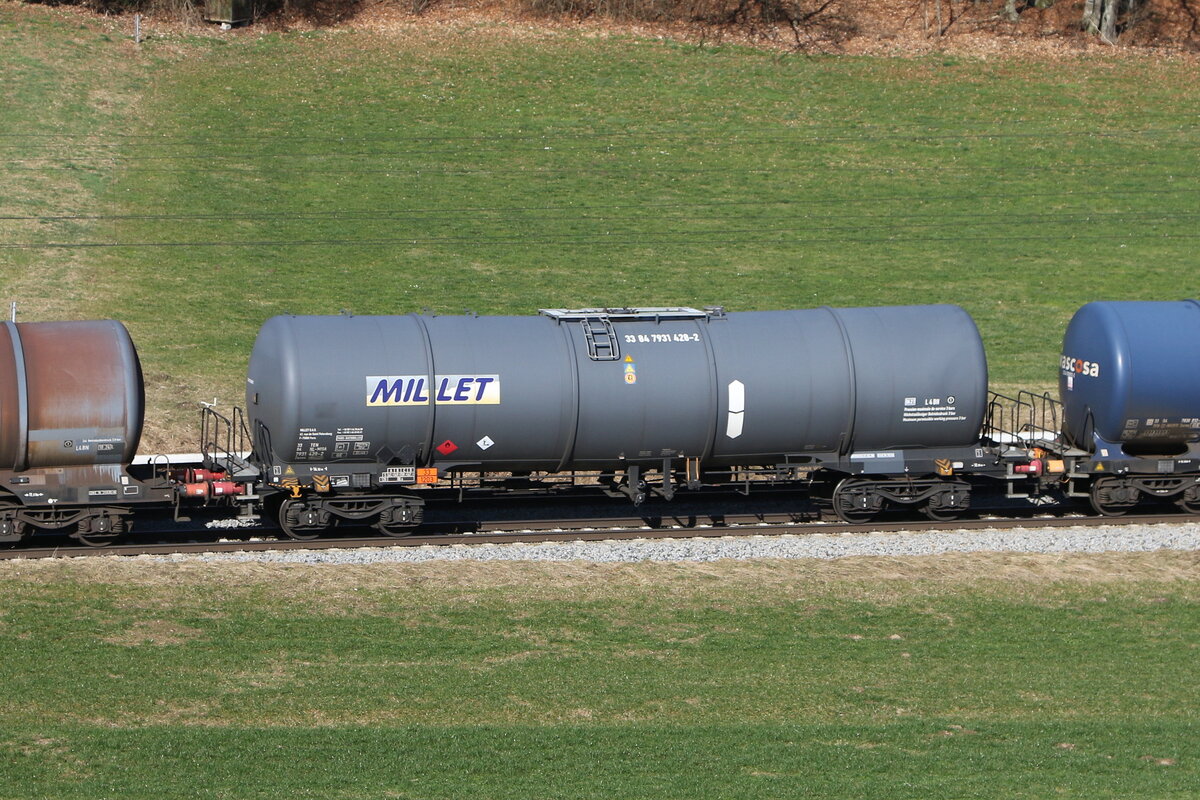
[101,618,207,645]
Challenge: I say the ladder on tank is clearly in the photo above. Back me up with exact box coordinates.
[984,391,1064,501]
[539,307,727,363]
[200,404,260,479]
[580,316,620,361]
[984,390,1062,449]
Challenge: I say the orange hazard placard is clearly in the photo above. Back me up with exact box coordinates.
[416,468,439,484]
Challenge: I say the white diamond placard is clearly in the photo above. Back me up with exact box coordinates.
[477,435,495,450]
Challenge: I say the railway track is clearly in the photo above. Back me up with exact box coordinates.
[2,510,1195,561]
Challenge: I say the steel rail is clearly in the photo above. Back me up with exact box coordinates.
[1,511,1195,561]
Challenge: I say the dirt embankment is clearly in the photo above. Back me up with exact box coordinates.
[333,0,1200,55]
[244,0,1200,55]
[25,0,1200,55]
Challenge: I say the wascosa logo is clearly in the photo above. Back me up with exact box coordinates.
[366,375,500,406]
[1060,356,1101,377]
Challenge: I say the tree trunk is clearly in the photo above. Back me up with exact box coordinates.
[1083,0,1134,39]
[1099,0,1118,41]
[1081,0,1100,33]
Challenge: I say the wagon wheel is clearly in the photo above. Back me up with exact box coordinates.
[1088,477,1137,517]
[75,514,124,548]
[1176,486,1200,514]
[0,505,27,543]
[374,521,414,538]
[373,504,418,538]
[76,531,120,547]
[922,485,969,522]
[278,498,327,541]
[373,514,414,538]
[832,478,880,524]
[922,498,961,522]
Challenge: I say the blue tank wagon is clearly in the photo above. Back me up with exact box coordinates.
[1058,300,1200,515]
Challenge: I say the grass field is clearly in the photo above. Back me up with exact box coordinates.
[3,3,1200,448]
[2,552,1199,798]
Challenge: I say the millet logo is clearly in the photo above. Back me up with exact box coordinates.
[366,375,501,406]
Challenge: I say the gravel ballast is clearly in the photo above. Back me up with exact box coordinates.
[150,523,1200,565]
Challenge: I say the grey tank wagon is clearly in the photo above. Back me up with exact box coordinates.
[236,305,1032,536]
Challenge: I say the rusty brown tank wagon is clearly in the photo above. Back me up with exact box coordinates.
[4,302,1200,547]
[0,320,174,544]
[0,320,143,470]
